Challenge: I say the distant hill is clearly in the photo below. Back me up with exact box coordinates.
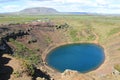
[63,12,89,15]
[0,7,98,15]
[19,7,59,15]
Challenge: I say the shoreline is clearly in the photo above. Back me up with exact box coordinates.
[41,41,109,79]
[42,41,102,61]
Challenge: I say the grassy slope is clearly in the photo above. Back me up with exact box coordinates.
[1,15,120,43]
[1,15,120,80]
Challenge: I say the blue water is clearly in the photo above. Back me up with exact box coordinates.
[46,43,105,73]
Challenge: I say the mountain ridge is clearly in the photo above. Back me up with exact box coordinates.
[19,7,59,15]
[0,7,96,15]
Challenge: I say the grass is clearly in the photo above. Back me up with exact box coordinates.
[0,14,120,80]
[13,71,22,78]
[69,29,79,42]
[108,27,120,36]
[1,15,120,43]
[1,14,120,79]
[87,35,96,41]
[114,64,120,72]
[9,38,27,52]
[45,36,52,44]
[9,38,42,65]
[9,39,42,75]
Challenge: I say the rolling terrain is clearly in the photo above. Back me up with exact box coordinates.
[0,15,120,80]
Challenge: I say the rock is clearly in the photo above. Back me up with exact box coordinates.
[60,69,94,80]
[36,77,44,80]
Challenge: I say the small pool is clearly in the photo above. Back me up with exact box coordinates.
[46,43,105,73]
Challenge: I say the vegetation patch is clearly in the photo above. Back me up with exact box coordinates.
[69,29,79,42]
[114,64,120,72]
[1,15,120,80]
[108,27,120,36]
[45,36,52,44]
[13,71,22,78]
[9,39,42,76]
[87,34,96,41]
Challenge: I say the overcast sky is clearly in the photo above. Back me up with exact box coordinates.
[0,0,120,14]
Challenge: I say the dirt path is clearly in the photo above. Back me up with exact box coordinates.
[112,31,120,37]
[92,31,99,43]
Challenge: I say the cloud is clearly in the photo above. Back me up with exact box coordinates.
[96,0,108,5]
[0,0,17,3]
[0,0,120,14]
[1,5,22,12]
[0,0,51,3]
